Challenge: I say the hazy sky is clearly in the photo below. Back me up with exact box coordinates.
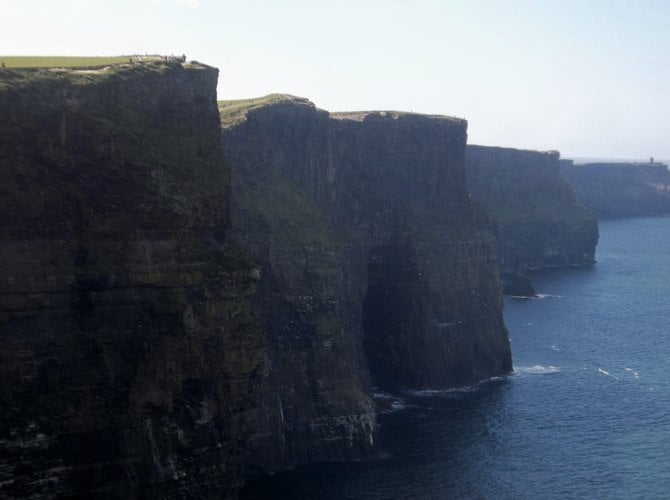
[2,0,669,158]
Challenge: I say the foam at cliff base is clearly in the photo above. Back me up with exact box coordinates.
[514,365,561,375]
[402,375,508,397]
[373,391,409,413]
[509,293,563,300]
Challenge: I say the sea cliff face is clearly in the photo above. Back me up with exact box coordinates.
[0,62,264,498]
[221,96,512,471]
[466,146,598,291]
[561,160,670,218]
[1,67,518,496]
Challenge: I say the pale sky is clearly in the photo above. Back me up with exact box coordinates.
[2,0,669,158]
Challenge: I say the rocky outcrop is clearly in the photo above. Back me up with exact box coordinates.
[0,62,264,498]
[220,96,512,472]
[466,146,599,290]
[561,160,670,218]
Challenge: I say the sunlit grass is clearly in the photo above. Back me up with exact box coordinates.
[0,56,167,68]
[218,94,307,127]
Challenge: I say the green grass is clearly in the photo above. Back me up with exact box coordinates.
[218,94,309,127]
[0,56,168,69]
[217,94,463,128]
[330,110,463,123]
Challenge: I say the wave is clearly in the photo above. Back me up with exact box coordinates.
[402,375,508,398]
[514,365,560,375]
[404,387,478,397]
[510,294,563,300]
[373,391,409,413]
[624,367,640,379]
[597,368,620,380]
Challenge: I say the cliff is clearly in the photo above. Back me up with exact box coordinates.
[466,146,599,292]
[561,160,670,218]
[0,62,264,498]
[220,96,512,472]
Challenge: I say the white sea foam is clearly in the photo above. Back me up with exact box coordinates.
[390,401,407,411]
[373,391,409,413]
[597,368,620,380]
[404,387,477,397]
[514,365,561,375]
[403,375,507,398]
[624,367,640,379]
[510,293,563,300]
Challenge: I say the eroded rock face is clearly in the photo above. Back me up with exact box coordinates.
[561,160,670,218]
[466,146,599,281]
[0,62,264,498]
[221,97,512,471]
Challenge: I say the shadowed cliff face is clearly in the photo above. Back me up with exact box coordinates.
[0,62,264,498]
[561,160,670,218]
[221,97,512,471]
[466,146,599,286]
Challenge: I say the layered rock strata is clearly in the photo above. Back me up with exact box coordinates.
[466,146,599,292]
[220,96,512,471]
[0,62,264,498]
[561,160,670,218]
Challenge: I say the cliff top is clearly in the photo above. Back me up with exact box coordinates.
[573,161,668,169]
[218,93,464,128]
[218,94,314,127]
[0,55,188,69]
[0,58,212,90]
[330,110,463,124]
[468,144,560,157]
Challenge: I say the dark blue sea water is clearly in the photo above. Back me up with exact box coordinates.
[241,216,670,499]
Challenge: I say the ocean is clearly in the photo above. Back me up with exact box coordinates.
[241,216,670,499]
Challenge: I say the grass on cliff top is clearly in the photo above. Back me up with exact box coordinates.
[330,110,464,123]
[218,94,311,127]
[0,55,178,69]
[1,56,131,68]
[217,94,463,127]
[0,58,202,93]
